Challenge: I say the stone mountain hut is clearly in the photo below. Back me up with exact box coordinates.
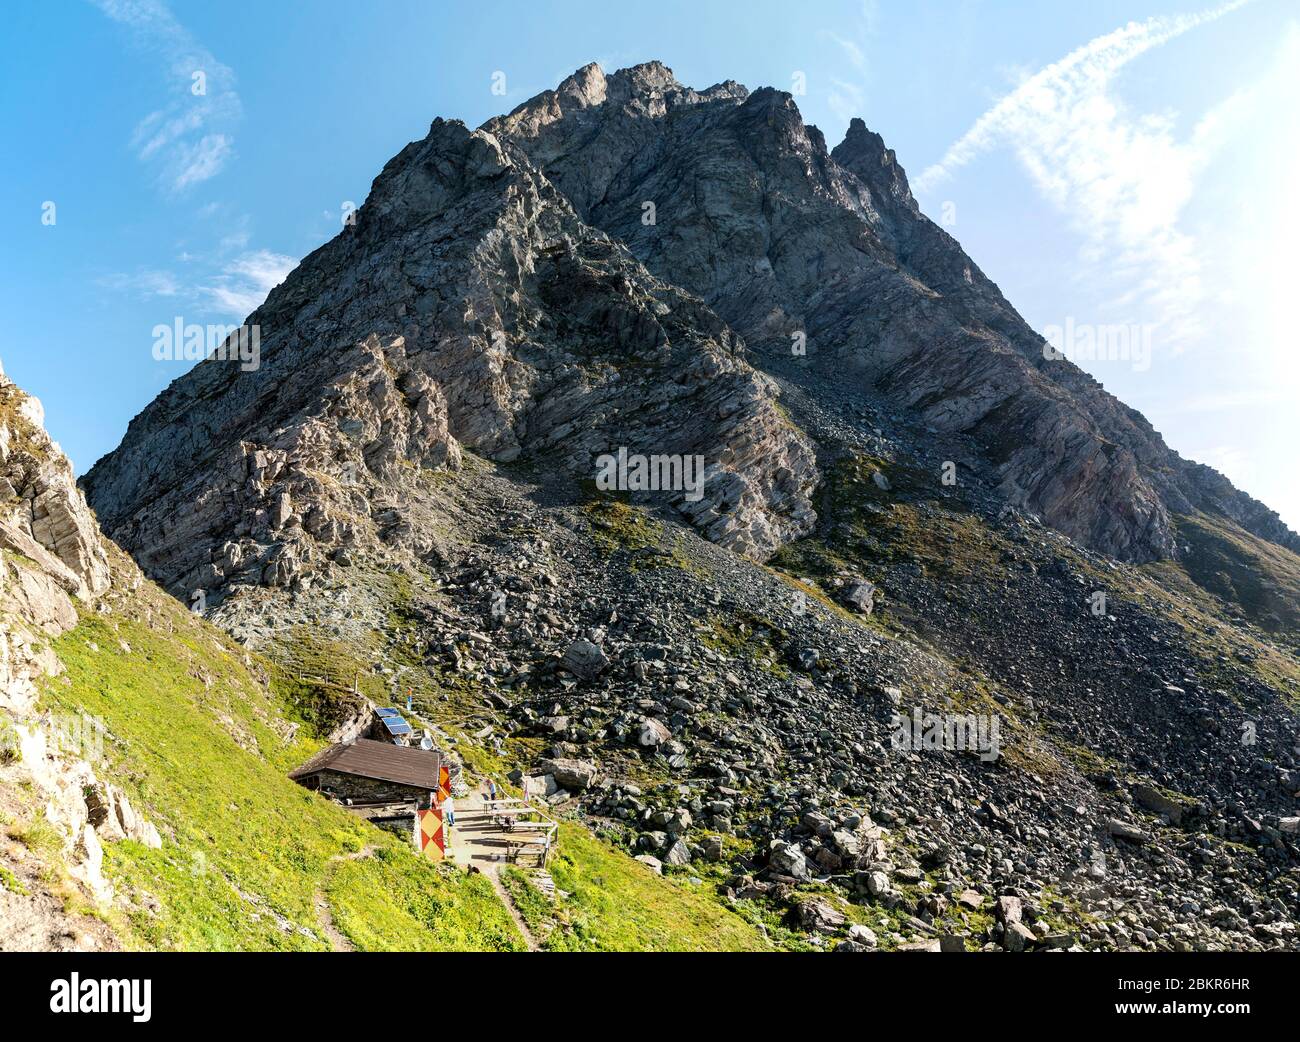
[289,738,441,807]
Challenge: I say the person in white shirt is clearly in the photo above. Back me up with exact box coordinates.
[441,794,455,829]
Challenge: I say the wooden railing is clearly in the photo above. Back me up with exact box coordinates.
[481,791,558,867]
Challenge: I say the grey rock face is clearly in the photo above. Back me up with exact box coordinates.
[82,59,1297,598]
[82,115,818,600]
[0,375,110,598]
[485,61,1297,562]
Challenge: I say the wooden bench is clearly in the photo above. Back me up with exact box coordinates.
[489,807,549,829]
[503,818,554,834]
[503,833,554,866]
[506,820,556,836]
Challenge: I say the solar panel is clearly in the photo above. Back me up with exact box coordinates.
[379,712,413,733]
[375,707,400,718]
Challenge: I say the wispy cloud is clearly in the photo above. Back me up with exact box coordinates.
[827,35,869,75]
[171,133,234,192]
[92,0,241,193]
[914,1,1251,342]
[101,246,297,320]
[202,250,298,317]
[915,2,1249,190]
[819,0,879,132]
[97,269,181,298]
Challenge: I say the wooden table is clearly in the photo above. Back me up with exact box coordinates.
[503,833,554,865]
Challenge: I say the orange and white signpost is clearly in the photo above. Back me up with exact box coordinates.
[417,806,445,862]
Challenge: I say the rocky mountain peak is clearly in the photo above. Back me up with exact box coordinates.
[556,61,609,106]
[832,116,917,213]
[0,362,110,600]
[81,60,1297,617]
[483,62,1296,563]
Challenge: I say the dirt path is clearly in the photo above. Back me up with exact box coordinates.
[483,864,540,952]
[312,804,544,952]
[314,844,377,953]
[315,891,353,952]
[446,794,543,951]
[445,793,515,869]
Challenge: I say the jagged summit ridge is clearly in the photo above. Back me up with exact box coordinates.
[81,60,1296,606]
[485,61,1297,562]
[83,112,817,600]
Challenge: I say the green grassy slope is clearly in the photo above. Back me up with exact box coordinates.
[501,824,772,951]
[30,564,777,951]
[40,594,525,951]
[1165,512,1300,639]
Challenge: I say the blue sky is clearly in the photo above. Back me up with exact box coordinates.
[1,0,1296,527]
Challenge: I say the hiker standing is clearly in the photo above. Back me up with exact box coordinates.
[487,778,498,803]
[442,793,455,830]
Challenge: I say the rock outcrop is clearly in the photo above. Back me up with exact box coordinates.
[82,117,817,601]
[0,364,158,949]
[484,61,1297,562]
[0,366,110,599]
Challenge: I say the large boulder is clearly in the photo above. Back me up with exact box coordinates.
[840,580,876,614]
[994,895,1023,924]
[1107,818,1148,843]
[637,717,671,747]
[561,639,610,681]
[662,838,692,866]
[798,899,846,934]
[768,842,809,880]
[534,757,599,791]
[1131,782,1184,826]
[1003,921,1036,953]
[848,923,878,947]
